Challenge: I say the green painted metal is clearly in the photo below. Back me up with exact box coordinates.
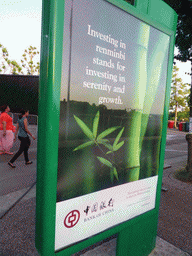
[116,213,157,256]
[36,0,177,255]
[135,0,149,14]
[35,0,65,254]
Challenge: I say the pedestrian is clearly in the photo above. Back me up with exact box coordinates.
[0,105,15,155]
[8,109,35,168]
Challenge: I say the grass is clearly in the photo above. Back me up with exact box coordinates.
[174,167,192,183]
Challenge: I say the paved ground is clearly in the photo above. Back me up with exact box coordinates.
[0,127,191,255]
[157,161,192,254]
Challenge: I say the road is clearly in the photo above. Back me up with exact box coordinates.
[164,128,188,166]
[0,126,37,198]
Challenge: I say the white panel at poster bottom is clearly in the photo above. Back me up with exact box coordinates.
[55,176,158,251]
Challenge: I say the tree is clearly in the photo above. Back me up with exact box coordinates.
[163,0,192,114]
[0,43,22,75]
[0,44,9,73]
[21,46,40,75]
[170,66,190,127]
[6,59,22,75]
[163,0,192,180]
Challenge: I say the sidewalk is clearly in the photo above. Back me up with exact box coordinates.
[1,129,191,255]
[157,161,192,255]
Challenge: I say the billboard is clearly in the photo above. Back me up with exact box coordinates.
[55,0,170,251]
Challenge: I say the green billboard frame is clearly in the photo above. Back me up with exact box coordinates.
[35,0,177,255]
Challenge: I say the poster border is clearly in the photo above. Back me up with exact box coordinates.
[35,0,177,255]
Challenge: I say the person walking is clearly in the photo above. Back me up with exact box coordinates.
[8,109,35,168]
[0,105,15,155]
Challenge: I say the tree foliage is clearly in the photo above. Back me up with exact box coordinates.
[163,0,192,117]
[0,43,8,73]
[0,43,22,75]
[0,44,40,75]
[163,0,192,62]
[21,46,40,75]
[170,66,190,127]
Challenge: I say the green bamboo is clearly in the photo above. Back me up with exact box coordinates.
[125,110,142,181]
[139,33,170,178]
[82,148,95,195]
[125,23,150,182]
[140,32,170,142]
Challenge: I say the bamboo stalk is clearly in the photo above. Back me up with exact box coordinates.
[139,33,170,178]
[125,23,150,182]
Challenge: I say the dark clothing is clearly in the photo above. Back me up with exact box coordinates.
[10,136,31,163]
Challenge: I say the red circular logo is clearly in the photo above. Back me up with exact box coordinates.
[64,210,80,228]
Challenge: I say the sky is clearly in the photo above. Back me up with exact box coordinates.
[0,0,191,84]
[0,0,42,65]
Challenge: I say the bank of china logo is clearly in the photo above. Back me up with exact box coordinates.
[64,210,80,228]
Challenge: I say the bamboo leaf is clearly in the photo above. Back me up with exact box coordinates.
[73,141,95,151]
[107,140,124,154]
[93,111,100,138]
[97,157,113,168]
[113,141,124,151]
[103,143,113,151]
[74,115,94,140]
[110,169,114,182]
[97,140,113,151]
[109,167,118,182]
[113,167,118,180]
[97,126,119,140]
[96,138,109,144]
[113,127,124,147]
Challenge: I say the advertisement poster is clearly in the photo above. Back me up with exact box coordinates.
[55,0,170,251]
